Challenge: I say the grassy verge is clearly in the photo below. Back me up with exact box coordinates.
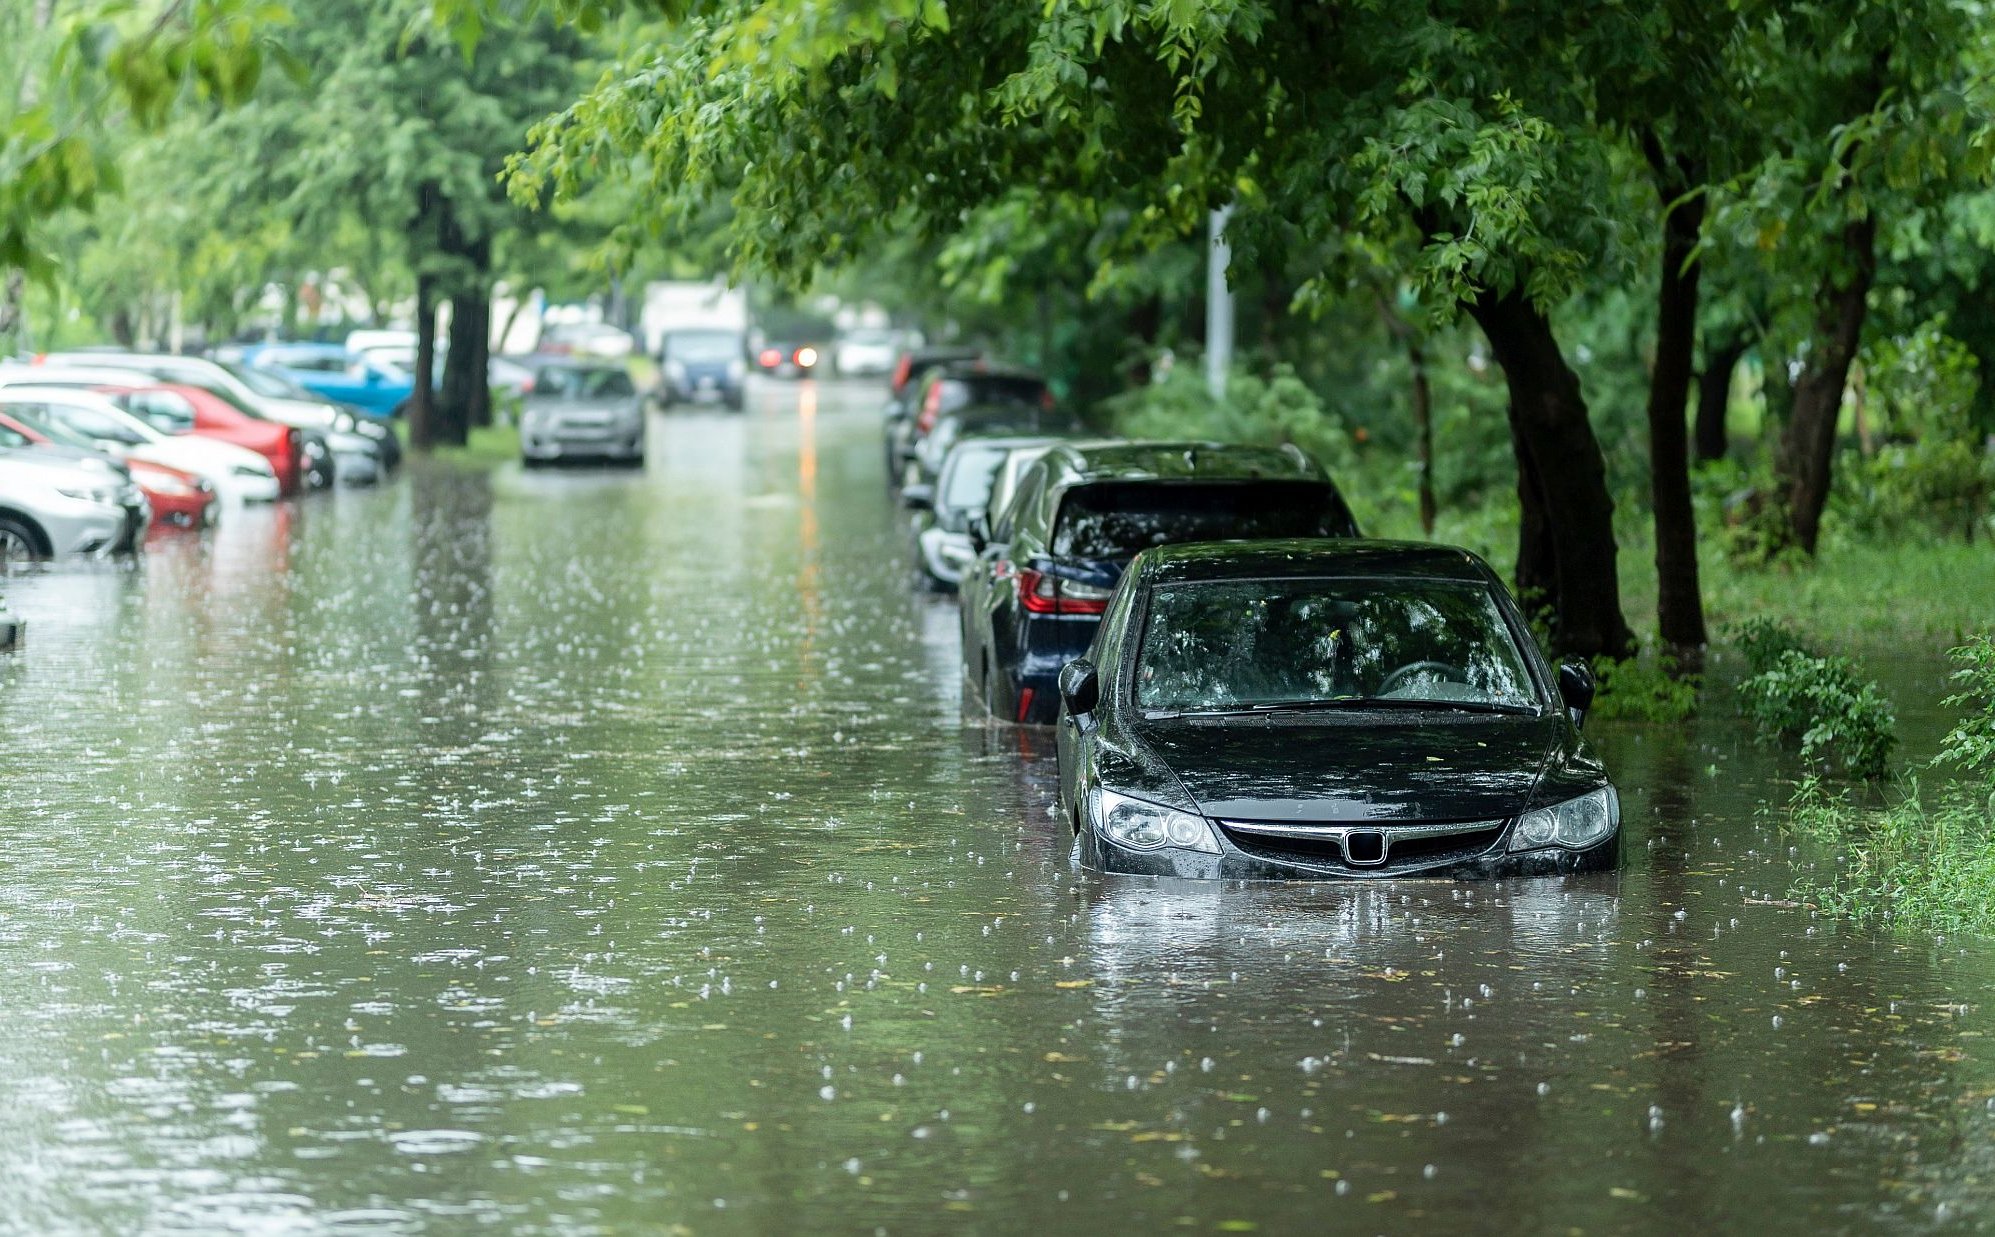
[412,424,521,467]
[1779,637,1995,934]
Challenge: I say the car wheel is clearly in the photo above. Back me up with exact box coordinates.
[0,514,46,570]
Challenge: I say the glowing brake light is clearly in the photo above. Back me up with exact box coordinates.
[1017,568,1111,615]
[916,381,944,433]
[795,346,819,369]
[758,348,782,368]
[891,353,912,393]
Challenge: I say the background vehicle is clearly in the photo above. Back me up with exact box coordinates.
[833,327,917,377]
[0,385,284,503]
[0,449,147,565]
[903,436,1066,589]
[520,361,646,466]
[538,322,637,358]
[907,401,1088,488]
[882,345,982,479]
[111,384,296,498]
[639,280,749,357]
[242,342,413,420]
[659,328,748,410]
[1055,540,1615,880]
[960,441,1359,724]
[753,341,824,379]
[890,362,1049,483]
[0,404,215,527]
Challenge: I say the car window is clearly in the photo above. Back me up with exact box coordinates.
[125,391,196,433]
[0,423,28,449]
[1051,481,1351,560]
[664,332,742,362]
[50,404,148,446]
[939,446,1008,513]
[535,366,635,399]
[994,462,1046,544]
[1135,578,1539,713]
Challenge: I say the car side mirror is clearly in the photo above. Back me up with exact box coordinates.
[1059,658,1100,718]
[968,514,991,553]
[1558,660,1596,726]
[901,483,934,512]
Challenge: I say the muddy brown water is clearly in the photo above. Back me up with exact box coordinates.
[0,380,1989,1234]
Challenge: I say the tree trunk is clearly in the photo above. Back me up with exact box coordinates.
[409,273,439,452]
[1127,294,1163,388]
[1641,140,1709,651]
[1695,334,1747,463]
[1509,411,1558,617]
[1777,213,1877,556]
[436,294,480,446]
[1376,294,1437,535]
[1468,288,1635,660]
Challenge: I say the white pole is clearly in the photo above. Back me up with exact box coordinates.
[1205,204,1234,399]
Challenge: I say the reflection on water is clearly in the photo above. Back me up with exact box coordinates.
[0,382,1992,1231]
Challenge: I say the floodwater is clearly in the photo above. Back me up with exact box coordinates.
[1,378,1990,1235]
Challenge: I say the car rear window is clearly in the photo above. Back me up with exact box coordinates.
[536,367,635,399]
[1051,481,1355,559]
[940,446,1010,511]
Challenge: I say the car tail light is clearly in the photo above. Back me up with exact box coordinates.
[795,345,819,369]
[1017,568,1110,615]
[915,382,944,433]
[1040,388,1055,410]
[758,347,782,368]
[891,353,912,393]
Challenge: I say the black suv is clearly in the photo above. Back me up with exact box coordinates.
[959,440,1360,724]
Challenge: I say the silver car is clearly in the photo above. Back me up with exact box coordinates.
[0,448,149,567]
[519,362,646,466]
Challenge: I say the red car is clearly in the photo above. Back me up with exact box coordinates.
[111,383,303,496]
[0,408,216,528]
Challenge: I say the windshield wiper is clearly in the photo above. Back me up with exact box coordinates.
[1152,696,1539,719]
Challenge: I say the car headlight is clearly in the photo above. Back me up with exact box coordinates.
[664,359,687,383]
[56,485,117,504]
[333,411,356,432]
[728,357,747,382]
[1509,786,1619,852]
[1091,788,1219,853]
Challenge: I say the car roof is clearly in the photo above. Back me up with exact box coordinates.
[0,365,154,389]
[931,360,1044,383]
[1134,539,1498,586]
[1041,440,1325,484]
[0,385,128,411]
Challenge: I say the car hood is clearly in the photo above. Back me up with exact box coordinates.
[525,397,639,416]
[137,437,270,476]
[1136,711,1567,824]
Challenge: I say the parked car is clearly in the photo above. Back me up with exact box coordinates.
[888,362,1050,484]
[903,436,1069,589]
[0,386,283,503]
[833,327,917,377]
[241,341,413,421]
[659,329,748,410]
[539,322,637,358]
[108,383,298,498]
[889,345,981,405]
[519,360,646,467]
[907,401,1088,489]
[1055,539,1616,880]
[0,448,148,566]
[34,351,387,482]
[959,441,1359,724]
[0,404,215,527]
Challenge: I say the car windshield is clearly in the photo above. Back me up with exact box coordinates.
[1135,578,1542,714]
[1051,481,1352,559]
[939,445,1011,512]
[665,332,742,362]
[534,366,635,399]
[6,406,100,450]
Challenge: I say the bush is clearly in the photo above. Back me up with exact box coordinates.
[1738,648,1897,780]
[1588,655,1700,723]
[1732,616,1815,673]
[1107,363,1358,490]
[1936,634,1995,787]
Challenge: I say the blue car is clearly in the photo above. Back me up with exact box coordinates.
[958,441,1360,724]
[241,342,413,420]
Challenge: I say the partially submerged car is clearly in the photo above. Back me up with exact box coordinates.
[1055,539,1616,881]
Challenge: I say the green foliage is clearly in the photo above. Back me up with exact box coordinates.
[1733,616,1817,674]
[1104,363,1358,491]
[1588,656,1701,723]
[1935,635,1995,786]
[1738,648,1897,780]
[1786,775,1995,935]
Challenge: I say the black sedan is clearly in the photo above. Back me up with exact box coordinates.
[961,440,1358,724]
[1054,539,1617,880]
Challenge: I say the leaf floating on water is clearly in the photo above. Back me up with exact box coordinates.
[1053,979,1092,989]
[1043,1051,1083,1062]
[1609,1187,1648,1202]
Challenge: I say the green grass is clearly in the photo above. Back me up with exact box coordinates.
[414,424,520,467]
[1786,778,1995,935]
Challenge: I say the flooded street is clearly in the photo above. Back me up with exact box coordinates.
[3,379,1993,1234]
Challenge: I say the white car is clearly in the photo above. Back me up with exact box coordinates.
[0,449,148,565]
[0,387,281,502]
[344,328,418,357]
[834,328,919,377]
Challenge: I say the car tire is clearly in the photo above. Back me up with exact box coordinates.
[0,513,47,569]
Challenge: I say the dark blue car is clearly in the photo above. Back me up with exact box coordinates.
[959,441,1359,724]
[659,329,747,411]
